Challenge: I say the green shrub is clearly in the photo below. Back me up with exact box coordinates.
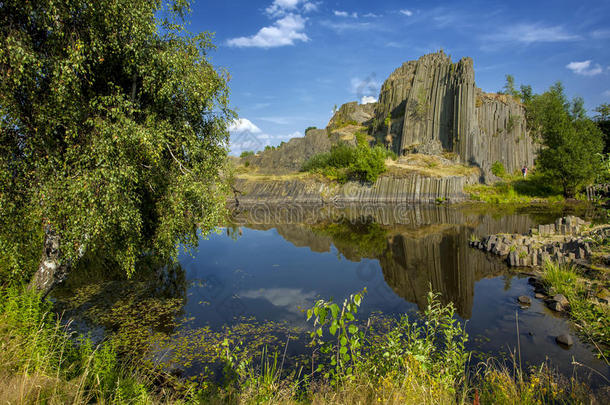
[305,126,317,134]
[240,150,255,158]
[301,143,390,183]
[491,161,506,178]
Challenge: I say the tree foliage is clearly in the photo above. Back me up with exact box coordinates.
[526,83,604,196]
[0,0,233,283]
[594,103,610,154]
[501,74,520,99]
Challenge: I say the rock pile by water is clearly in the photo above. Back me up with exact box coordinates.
[469,216,601,267]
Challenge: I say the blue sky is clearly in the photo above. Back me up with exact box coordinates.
[187,0,610,154]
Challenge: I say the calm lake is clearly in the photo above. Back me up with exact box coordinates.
[53,204,609,388]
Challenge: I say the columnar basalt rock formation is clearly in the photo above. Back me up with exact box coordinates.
[233,173,472,205]
[373,51,536,180]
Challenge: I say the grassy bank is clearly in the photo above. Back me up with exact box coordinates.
[1,286,600,404]
[465,171,567,204]
[0,287,156,404]
[538,260,610,360]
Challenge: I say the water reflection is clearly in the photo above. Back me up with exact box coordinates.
[242,204,540,319]
[50,204,607,385]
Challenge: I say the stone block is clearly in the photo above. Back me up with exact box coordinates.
[508,250,517,267]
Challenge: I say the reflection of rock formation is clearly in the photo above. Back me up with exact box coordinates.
[243,207,543,319]
[380,228,503,318]
[234,203,481,228]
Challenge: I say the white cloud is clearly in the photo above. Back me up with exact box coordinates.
[334,10,358,18]
[486,24,580,44]
[302,2,318,13]
[566,60,603,76]
[259,116,295,125]
[228,118,262,134]
[320,20,372,32]
[361,96,377,104]
[227,14,309,48]
[400,9,413,17]
[266,0,317,17]
[603,90,610,97]
[265,0,300,16]
[385,41,404,48]
[350,76,381,96]
[363,12,380,18]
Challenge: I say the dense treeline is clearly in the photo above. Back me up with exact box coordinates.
[500,75,607,197]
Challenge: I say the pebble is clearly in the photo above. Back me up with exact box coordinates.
[553,294,569,307]
[556,334,574,347]
[518,296,531,305]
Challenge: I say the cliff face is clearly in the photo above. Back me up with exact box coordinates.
[374,51,536,180]
[328,101,376,129]
[244,129,331,174]
[245,102,376,174]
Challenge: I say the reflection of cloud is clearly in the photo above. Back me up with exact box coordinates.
[240,287,316,314]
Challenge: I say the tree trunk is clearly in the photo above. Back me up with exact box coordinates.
[28,227,71,299]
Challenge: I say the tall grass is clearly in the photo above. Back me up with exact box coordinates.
[0,286,154,404]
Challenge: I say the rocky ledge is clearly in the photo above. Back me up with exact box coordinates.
[233,173,471,206]
[469,216,609,267]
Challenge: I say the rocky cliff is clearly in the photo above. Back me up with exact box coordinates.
[373,51,536,180]
[243,128,331,174]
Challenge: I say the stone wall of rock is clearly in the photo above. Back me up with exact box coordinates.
[374,51,536,180]
[233,174,470,205]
